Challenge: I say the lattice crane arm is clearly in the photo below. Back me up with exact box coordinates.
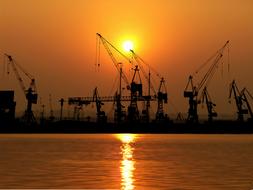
[4,53,38,102]
[96,33,131,88]
[196,41,229,92]
[4,54,27,96]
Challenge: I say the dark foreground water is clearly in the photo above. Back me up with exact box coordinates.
[0,134,253,190]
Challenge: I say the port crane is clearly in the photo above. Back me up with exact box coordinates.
[96,33,131,122]
[184,41,229,123]
[229,80,253,121]
[4,54,38,124]
[130,50,168,122]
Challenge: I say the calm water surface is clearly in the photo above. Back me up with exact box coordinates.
[0,134,253,189]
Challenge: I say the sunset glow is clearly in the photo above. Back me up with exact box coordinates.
[1,1,253,115]
[0,0,253,189]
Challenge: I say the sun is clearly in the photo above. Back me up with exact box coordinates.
[123,41,134,52]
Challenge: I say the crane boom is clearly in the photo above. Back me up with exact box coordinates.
[197,40,229,91]
[4,54,27,95]
[96,33,131,88]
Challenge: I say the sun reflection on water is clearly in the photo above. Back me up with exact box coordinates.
[117,134,136,190]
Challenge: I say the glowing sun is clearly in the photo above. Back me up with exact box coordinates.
[123,41,134,52]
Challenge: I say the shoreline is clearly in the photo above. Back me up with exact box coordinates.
[1,120,252,134]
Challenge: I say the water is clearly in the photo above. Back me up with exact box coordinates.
[0,134,253,189]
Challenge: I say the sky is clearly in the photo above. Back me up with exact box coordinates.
[0,0,253,119]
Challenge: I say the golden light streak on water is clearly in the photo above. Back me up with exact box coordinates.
[117,134,136,190]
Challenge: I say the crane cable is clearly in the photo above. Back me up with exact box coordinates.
[131,50,162,79]
[95,36,101,71]
[194,41,229,76]
[192,41,229,92]
[245,88,253,100]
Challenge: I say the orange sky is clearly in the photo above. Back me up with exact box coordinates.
[0,0,253,118]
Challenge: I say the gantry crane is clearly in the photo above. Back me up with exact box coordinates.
[184,40,229,123]
[68,90,156,122]
[229,80,253,121]
[4,54,38,124]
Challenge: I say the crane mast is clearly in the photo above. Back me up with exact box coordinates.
[4,54,38,124]
[201,87,217,122]
[114,66,127,123]
[93,87,107,123]
[156,77,168,121]
[128,65,142,122]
